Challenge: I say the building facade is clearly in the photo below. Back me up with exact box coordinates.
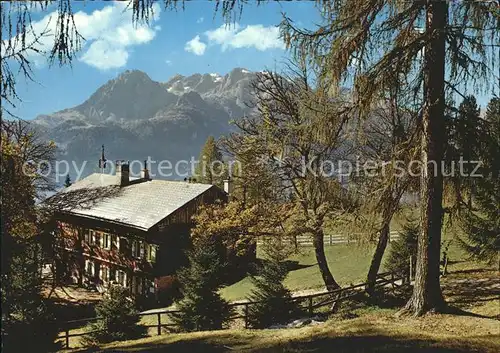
[50,161,227,304]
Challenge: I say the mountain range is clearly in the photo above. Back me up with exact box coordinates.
[33,68,258,181]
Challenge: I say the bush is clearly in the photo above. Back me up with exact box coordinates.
[385,220,418,282]
[246,236,299,328]
[82,285,145,346]
[172,238,232,331]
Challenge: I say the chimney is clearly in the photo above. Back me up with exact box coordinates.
[116,160,130,186]
[223,177,233,198]
[141,159,151,180]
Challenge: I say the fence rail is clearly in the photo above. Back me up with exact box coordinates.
[257,231,400,246]
[57,272,403,349]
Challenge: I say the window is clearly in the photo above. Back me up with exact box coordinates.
[90,230,95,245]
[117,270,127,287]
[95,232,102,247]
[139,241,145,258]
[103,233,111,250]
[100,265,110,282]
[109,268,116,282]
[131,240,142,258]
[131,240,137,257]
[84,229,91,244]
[112,235,120,251]
[147,244,157,263]
[85,259,95,277]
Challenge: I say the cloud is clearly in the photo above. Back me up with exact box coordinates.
[197,17,204,24]
[184,35,206,56]
[6,2,161,70]
[205,23,285,51]
[165,59,172,66]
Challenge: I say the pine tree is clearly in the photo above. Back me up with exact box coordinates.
[64,174,72,188]
[385,220,419,284]
[459,97,500,270]
[173,238,231,331]
[194,136,224,186]
[82,285,144,346]
[247,236,298,328]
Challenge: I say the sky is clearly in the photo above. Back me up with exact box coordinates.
[6,1,498,120]
[9,1,320,120]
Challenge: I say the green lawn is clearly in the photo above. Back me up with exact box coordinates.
[220,222,468,302]
[221,244,379,301]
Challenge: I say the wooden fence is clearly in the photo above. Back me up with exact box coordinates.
[257,231,400,246]
[58,272,403,349]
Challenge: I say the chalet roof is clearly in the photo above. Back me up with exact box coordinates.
[54,173,216,231]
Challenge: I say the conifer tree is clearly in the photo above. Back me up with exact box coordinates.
[459,97,500,270]
[385,220,419,284]
[247,236,298,328]
[64,174,72,188]
[194,136,224,186]
[173,238,231,331]
[82,285,144,346]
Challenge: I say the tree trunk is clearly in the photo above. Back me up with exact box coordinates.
[312,227,340,291]
[404,0,447,316]
[366,222,390,296]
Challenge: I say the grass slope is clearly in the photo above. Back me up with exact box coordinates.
[70,304,500,353]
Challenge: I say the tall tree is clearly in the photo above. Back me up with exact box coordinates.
[280,0,499,316]
[357,85,420,295]
[1,120,58,352]
[445,95,484,209]
[194,136,224,186]
[459,97,500,270]
[247,235,298,328]
[172,237,232,332]
[229,63,355,291]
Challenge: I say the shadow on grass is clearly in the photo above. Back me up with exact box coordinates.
[76,329,496,353]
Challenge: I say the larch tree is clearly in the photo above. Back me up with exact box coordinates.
[279,0,499,316]
[355,78,420,295]
[230,62,355,291]
[1,0,83,117]
[194,136,224,186]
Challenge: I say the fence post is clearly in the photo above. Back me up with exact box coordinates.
[65,328,70,349]
[329,234,332,246]
[157,312,161,336]
[244,303,249,329]
[308,296,313,315]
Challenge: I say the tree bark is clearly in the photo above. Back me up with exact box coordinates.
[312,227,341,291]
[366,222,390,296]
[404,0,447,316]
